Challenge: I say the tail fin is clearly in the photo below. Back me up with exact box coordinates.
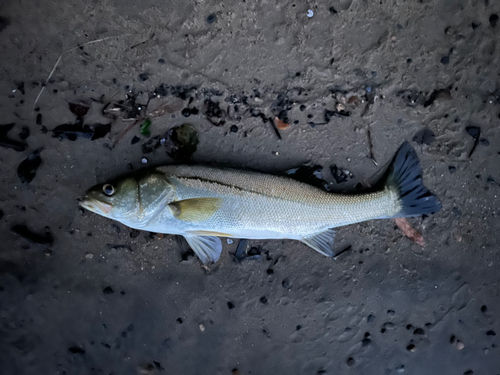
[386,141,442,217]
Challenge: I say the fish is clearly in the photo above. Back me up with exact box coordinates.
[80,142,441,265]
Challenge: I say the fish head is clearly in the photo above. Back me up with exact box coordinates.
[80,172,176,227]
[80,176,141,222]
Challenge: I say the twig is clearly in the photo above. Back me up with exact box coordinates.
[367,127,377,165]
[33,35,128,112]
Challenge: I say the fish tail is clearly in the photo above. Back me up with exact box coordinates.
[385,141,442,217]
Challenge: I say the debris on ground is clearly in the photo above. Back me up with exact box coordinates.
[0,123,28,151]
[17,148,43,183]
[11,224,54,245]
[162,123,199,161]
[394,218,425,247]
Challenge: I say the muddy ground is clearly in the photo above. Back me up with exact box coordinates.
[1,0,500,374]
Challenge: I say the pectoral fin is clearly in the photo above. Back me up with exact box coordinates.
[183,234,222,265]
[169,198,222,222]
[300,229,335,257]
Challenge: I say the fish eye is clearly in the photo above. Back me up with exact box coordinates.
[102,184,115,196]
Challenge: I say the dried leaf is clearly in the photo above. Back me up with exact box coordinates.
[147,100,184,118]
[394,218,425,247]
[274,117,290,130]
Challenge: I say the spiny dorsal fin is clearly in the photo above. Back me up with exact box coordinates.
[169,198,222,222]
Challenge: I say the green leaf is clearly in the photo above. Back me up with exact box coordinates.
[140,119,152,136]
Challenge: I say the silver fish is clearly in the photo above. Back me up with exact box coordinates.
[80,142,441,264]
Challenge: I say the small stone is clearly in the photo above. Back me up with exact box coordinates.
[489,14,498,27]
[139,73,149,82]
[306,9,314,18]
[85,253,94,259]
[230,125,238,133]
[227,239,233,244]
[441,56,450,65]
[346,357,355,367]
[456,340,465,350]
[449,166,456,174]
[44,249,52,257]
[206,14,217,24]
[141,158,148,164]
[413,328,425,335]
[407,343,416,352]
[199,323,205,332]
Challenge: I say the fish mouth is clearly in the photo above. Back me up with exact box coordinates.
[79,197,112,215]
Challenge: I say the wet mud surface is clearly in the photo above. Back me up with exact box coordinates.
[1,0,500,374]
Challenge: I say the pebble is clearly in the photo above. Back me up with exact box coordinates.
[85,253,94,259]
[227,239,234,244]
[456,340,465,350]
[307,9,314,17]
[199,323,205,332]
[141,158,148,164]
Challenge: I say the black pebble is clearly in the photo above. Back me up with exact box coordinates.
[466,126,481,138]
[471,22,480,29]
[181,108,191,117]
[0,210,3,220]
[413,328,425,335]
[259,296,268,304]
[440,56,450,65]
[329,6,338,14]
[0,16,10,32]
[489,14,498,27]
[296,325,302,331]
[131,136,140,145]
[227,302,235,309]
[407,343,416,351]
[299,105,306,111]
[68,346,85,354]
[486,330,496,337]
[139,73,149,81]
[19,126,30,140]
[346,357,355,367]
[266,268,274,274]
[230,125,238,133]
[17,148,43,183]
[449,166,456,174]
[206,14,217,24]
[102,286,114,294]
[176,318,183,324]
[463,370,474,375]
[367,314,375,323]
[282,279,290,288]
[158,58,165,64]
[481,305,488,313]
[36,114,42,125]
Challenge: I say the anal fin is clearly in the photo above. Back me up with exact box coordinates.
[300,229,335,257]
[183,234,222,265]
